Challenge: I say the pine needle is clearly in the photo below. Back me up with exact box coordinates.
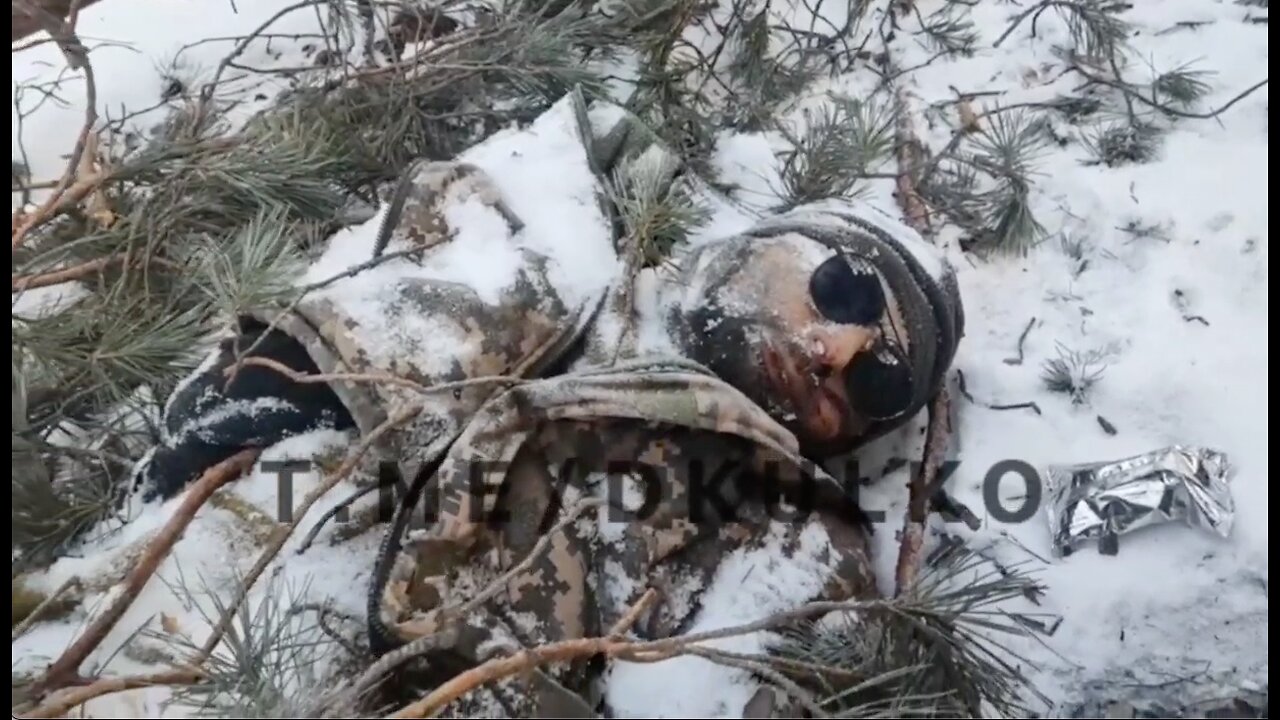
[767,543,1052,718]
[143,569,336,718]
[777,94,896,210]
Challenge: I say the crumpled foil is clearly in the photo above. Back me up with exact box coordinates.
[1043,445,1235,557]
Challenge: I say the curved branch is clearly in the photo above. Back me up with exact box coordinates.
[25,449,260,701]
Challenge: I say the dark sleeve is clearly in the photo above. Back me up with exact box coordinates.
[132,318,356,502]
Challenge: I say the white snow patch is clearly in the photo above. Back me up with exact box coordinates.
[605,521,836,718]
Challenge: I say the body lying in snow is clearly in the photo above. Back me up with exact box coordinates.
[127,90,965,717]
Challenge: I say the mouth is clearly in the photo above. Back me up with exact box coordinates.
[759,341,846,444]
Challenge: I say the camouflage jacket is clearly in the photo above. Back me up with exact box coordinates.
[243,91,956,716]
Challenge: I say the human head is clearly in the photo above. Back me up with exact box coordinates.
[662,200,964,458]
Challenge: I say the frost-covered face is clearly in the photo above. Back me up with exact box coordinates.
[665,232,916,455]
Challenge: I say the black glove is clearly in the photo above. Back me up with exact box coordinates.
[131,317,355,502]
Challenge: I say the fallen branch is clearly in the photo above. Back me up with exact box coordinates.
[12,577,81,640]
[894,387,952,597]
[13,253,124,291]
[11,1,98,251]
[20,669,204,719]
[229,355,526,398]
[1003,317,1037,366]
[24,449,260,702]
[955,369,1042,416]
[385,594,906,718]
[883,43,954,596]
[195,404,422,660]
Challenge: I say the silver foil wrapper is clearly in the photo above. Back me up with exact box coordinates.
[1043,445,1235,557]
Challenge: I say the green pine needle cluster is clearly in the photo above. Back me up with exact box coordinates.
[776,93,896,211]
[8,0,648,574]
[920,109,1052,256]
[141,570,340,718]
[766,543,1052,718]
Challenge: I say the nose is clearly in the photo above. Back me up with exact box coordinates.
[808,324,879,372]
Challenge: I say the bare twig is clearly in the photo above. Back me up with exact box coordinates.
[608,588,661,636]
[195,405,422,661]
[20,669,204,719]
[1003,317,1037,365]
[25,450,260,702]
[894,388,952,597]
[1071,65,1269,119]
[11,253,179,291]
[12,577,81,640]
[11,4,99,250]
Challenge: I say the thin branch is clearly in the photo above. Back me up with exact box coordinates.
[1072,67,1269,119]
[895,388,952,597]
[11,12,98,250]
[352,498,606,698]
[229,355,528,398]
[20,669,204,719]
[11,254,180,292]
[25,450,260,701]
[12,577,81,640]
[194,404,423,661]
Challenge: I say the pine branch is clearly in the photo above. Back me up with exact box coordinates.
[11,0,97,250]
[776,93,897,210]
[24,450,260,704]
[912,2,978,57]
[993,0,1132,61]
[144,570,338,717]
[917,106,1052,255]
[768,542,1051,718]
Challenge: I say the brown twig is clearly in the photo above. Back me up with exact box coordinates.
[230,356,529,398]
[389,586,654,719]
[609,588,660,636]
[12,254,120,291]
[890,76,931,236]
[894,387,952,597]
[12,577,81,640]
[195,404,422,660]
[11,0,98,251]
[20,668,204,719]
[24,450,260,702]
[385,595,900,718]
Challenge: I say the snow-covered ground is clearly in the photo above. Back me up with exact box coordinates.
[12,0,1268,717]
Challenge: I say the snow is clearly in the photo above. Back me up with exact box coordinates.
[605,521,838,718]
[11,0,1268,717]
